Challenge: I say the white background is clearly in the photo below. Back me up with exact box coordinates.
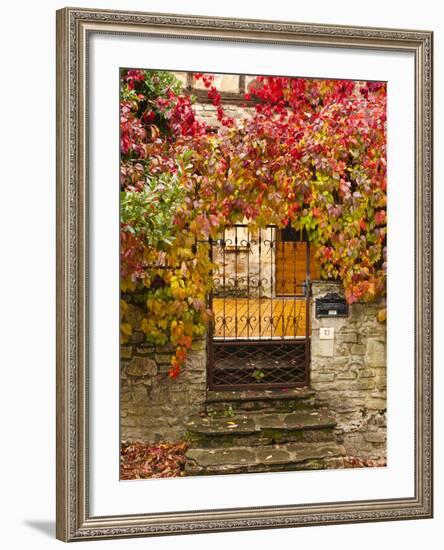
[89,33,415,515]
[0,0,442,548]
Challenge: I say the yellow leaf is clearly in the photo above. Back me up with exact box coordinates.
[377,308,387,323]
[120,323,132,336]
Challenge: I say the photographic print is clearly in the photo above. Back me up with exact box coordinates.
[57,8,432,540]
[119,69,388,480]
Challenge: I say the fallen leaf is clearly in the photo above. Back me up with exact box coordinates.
[120,440,189,480]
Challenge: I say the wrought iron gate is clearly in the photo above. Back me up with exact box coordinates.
[207,225,311,390]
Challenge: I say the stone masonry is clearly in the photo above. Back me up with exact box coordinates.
[310,280,387,461]
[120,302,207,442]
[212,226,276,298]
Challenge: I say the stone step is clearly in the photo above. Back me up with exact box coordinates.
[185,410,337,448]
[185,441,346,475]
[205,387,315,414]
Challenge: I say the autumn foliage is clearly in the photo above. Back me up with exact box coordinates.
[120,69,387,377]
[120,441,188,479]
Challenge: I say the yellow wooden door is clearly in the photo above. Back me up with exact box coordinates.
[275,238,320,296]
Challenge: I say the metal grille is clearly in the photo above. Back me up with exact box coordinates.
[207,225,310,390]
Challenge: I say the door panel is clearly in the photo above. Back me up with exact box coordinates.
[275,240,320,296]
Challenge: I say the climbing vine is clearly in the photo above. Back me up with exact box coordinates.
[120,69,387,377]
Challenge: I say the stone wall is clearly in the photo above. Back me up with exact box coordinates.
[174,71,256,128]
[120,303,207,442]
[310,281,387,460]
[212,226,275,298]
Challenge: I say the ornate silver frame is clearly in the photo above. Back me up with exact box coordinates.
[56,7,433,542]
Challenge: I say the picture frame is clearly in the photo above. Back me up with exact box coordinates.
[56,6,433,542]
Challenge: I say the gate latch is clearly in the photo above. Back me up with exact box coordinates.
[302,280,312,298]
